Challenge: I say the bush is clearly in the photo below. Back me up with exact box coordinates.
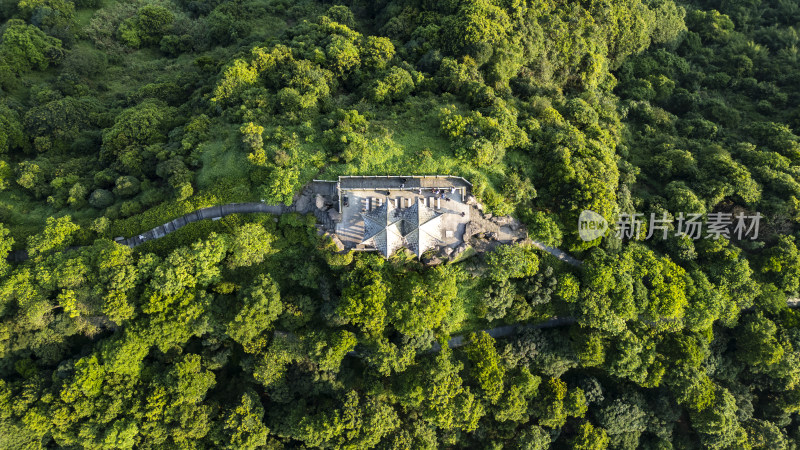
[89,188,114,208]
[120,199,143,216]
[369,67,415,103]
[63,46,107,77]
[113,176,141,198]
[0,19,63,74]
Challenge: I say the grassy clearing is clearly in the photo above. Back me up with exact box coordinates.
[248,14,290,42]
[322,96,471,178]
[195,124,252,193]
[75,7,96,27]
[445,274,485,335]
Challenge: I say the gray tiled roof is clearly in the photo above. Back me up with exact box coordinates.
[361,198,443,258]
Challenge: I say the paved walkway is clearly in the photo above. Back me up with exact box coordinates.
[9,177,797,321]
[121,202,285,247]
[530,241,583,267]
[115,182,340,248]
[7,172,798,356]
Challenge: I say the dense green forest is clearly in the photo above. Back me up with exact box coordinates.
[1,0,800,448]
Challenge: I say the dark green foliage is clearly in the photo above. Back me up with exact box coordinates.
[0,103,24,153]
[100,99,177,175]
[18,0,77,44]
[118,4,175,48]
[1,0,799,448]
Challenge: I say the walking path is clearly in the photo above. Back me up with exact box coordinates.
[120,181,339,247]
[529,241,583,267]
[428,317,577,352]
[8,176,587,269]
[8,179,797,322]
[6,176,798,361]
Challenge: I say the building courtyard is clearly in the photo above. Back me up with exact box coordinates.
[333,176,472,257]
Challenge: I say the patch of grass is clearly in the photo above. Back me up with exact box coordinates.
[322,96,468,178]
[445,274,485,335]
[75,7,97,27]
[248,14,290,41]
[196,135,249,189]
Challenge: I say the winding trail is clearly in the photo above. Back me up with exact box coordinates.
[119,199,584,267]
[9,178,586,267]
[118,181,339,248]
[430,317,578,351]
[8,182,797,352]
[529,241,583,267]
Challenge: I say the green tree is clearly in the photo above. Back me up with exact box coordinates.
[389,265,457,336]
[572,421,610,450]
[400,347,485,432]
[306,329,357,372]
[736,314,785,373]
[595,396,648,447]
[88,189,114,208]
[360,36,395,71]
[534,378,571,429]
[745,419,788,450]
[445,0,510,53]
[18,0,76,42]
[518,425,550,450]
[0,19,63,74]
[0,224,13,278]
[465,331,505,404]
[226,223,275,269]
[0,104,24,154]
[370,67,415,103]
[227,274,283,353]
[690,387,748,449]
[113,175,140,198]
[485,244,539,282]
[762,236,800,295]
[337,256,388,337]
[27,215,79,259]
[262,165,299,205]
[101,100,175,174]
[213,392,269,449]
[326,34,360,76]
[118,4,174,48]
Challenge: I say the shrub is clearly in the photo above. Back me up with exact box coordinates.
[0,160,12,190]
[113,176,141,198]
[0,19,63,74]
[89,189,114,208]
[369,67,415,103]
[120,199,143,217]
